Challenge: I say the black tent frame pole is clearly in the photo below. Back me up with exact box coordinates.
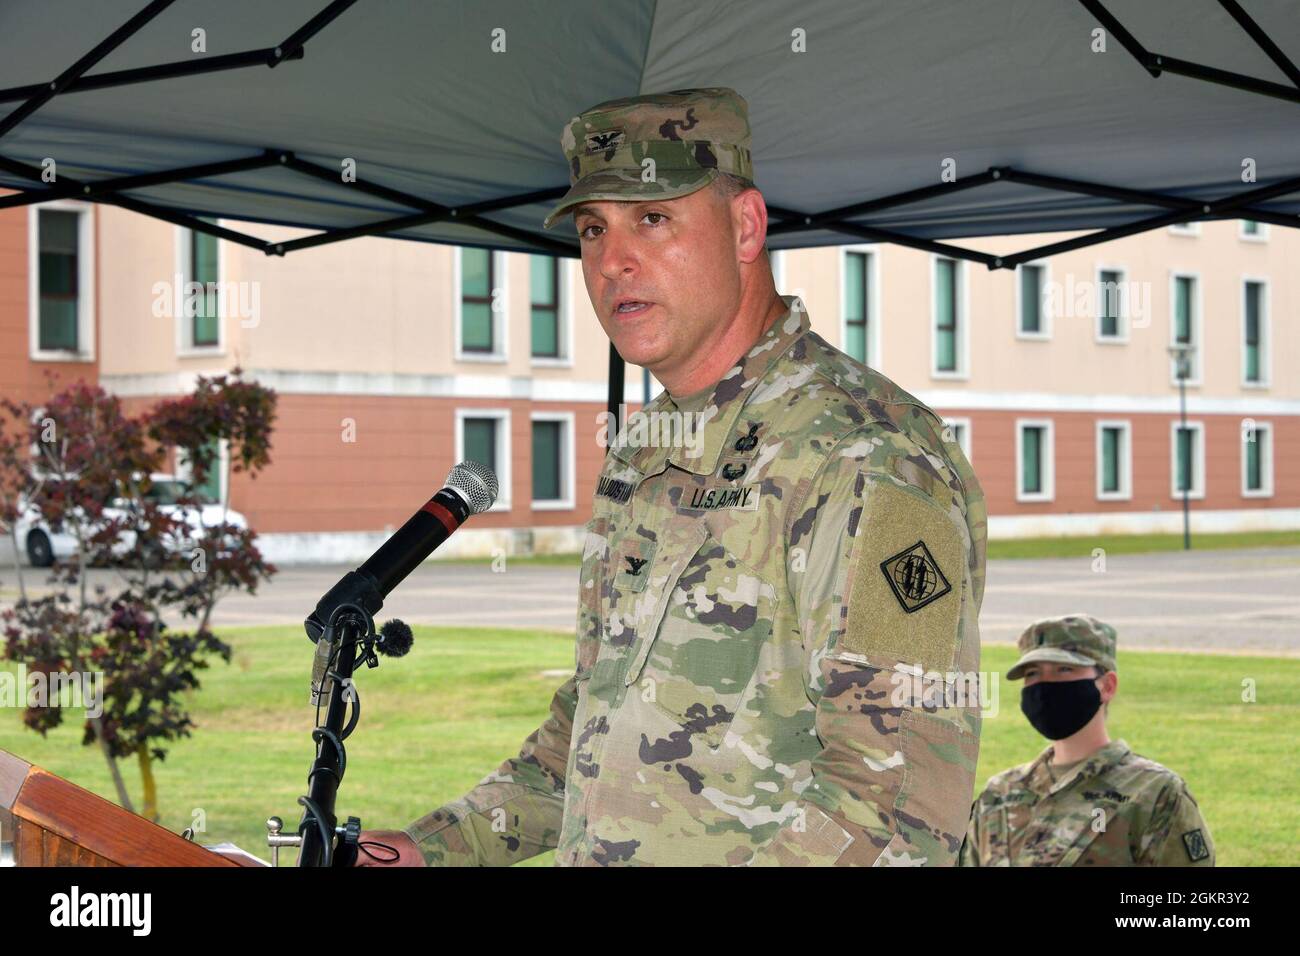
[1077,0,1300,104]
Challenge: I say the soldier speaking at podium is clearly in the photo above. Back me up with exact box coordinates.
[358,87,987,866]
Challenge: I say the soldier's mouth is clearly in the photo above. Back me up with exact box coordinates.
[613,300,654,318]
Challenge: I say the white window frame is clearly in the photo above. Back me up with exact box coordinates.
[28,201,96,362]
[455,408,511,511]
[529,256,574,369]
[1168,220,1201,236]
[454,247,509,363]
[1240,276,1270,389]
[1015,418,1055,503]
[174,438,230,508]
[770,248,786,292]
[1094,263,1129,344]
[1169,419,1205,501]
[1241,419,1274,499]
[930,254,968,380]
[1168,271,1202,387]
[1095,419,1132,502]
[529,411,575,510]
[839,244,882,367]
[943,416,972,463]
[173,224,226,357]
[1014,259,1051,340]
[1238,219,1269,243]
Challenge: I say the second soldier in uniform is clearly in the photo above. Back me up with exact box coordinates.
[359,87,987,866]
[960,614,1215,867]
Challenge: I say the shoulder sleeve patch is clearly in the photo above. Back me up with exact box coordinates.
[838,477,964,674]
[1181,828,1210,862]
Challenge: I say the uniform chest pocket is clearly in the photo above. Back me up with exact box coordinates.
[620,522,779,745]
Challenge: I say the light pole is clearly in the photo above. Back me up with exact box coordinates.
[1168,343,1196,550]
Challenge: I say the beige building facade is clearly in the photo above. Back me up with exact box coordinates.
[3,197,1295,561]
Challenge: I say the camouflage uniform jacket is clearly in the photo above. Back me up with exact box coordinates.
[405,295,987,865]
[959,739,1215,866]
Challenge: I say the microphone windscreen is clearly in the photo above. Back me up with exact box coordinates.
[378,618,414,658]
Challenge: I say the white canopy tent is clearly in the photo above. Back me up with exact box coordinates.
[2,0,1297,414]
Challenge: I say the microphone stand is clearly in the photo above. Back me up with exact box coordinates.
[297,572,388,868]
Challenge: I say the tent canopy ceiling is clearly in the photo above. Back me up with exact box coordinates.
[1,0,1298,266]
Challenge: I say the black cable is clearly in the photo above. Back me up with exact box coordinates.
[356,840,401,864]
[297,795,334,868]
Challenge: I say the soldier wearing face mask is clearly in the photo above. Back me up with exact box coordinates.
[959,614,1215,867]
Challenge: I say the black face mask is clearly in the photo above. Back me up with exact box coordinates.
[1020,678,1102,740]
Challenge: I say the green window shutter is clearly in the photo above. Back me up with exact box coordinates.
[1176,427,1194,493]
[38,209,80,351]
[1244,282,1261,383]
[935,258,957,372]
[1174,276,1193,345]
[461,249,494,352]
[464,418,497,475]
[1019,265,1042,333]
[191,228,220,347]
[1102,427,1120,493]
[844,251,868,363]
[1246,428,1264,491]
[1022,427,1042,494]
[530,255,559,357]
[532,420,561,501]
[1099,270,1120,337]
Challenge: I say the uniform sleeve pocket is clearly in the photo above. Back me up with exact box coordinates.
[574,515,610,678]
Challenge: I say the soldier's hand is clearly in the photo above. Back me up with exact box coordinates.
[352,829,426,866]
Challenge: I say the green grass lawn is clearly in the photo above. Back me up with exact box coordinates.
[2,627,1296,866]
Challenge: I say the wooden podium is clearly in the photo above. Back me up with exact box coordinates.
[0,748,242,867]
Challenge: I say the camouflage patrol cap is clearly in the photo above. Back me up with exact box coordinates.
[542,87,754,230]
[1006,614,1118,680]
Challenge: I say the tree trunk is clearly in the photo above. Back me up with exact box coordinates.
[88,715,135,813]
[136,743,159,823]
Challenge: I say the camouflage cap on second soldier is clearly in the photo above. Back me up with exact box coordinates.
[542,87,754,230]
[1005,614,1118,680]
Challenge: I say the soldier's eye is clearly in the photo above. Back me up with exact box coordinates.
[578,224,603,240]
[641,212,667,226]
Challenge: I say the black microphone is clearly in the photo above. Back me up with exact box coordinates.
[305,461,498,702]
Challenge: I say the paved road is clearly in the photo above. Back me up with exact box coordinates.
[3,546,1297,655]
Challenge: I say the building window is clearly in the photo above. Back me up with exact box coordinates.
[456,410,510,510]
[844,250,870,363]
[1168,221,1200,236]
[1239,219,1268,241]
[1016,419,1054,502]
[1243,279,1267,386]
[933,257,964,376]
[1016,262,1048,337]
[1242,421,1273,498]
[1096,267,1126,341]
[1096,420,1132,501]
[460,248,496,353]
[190,227,220,347]
[1170,420,1205,500]
[1170,274,1200,384]
[944,417,972,463]
[38,209,81,351]
[531,412,574,510]
[530,255,560,358]
[176,439,224,506]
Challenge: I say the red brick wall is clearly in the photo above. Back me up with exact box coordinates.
[0,196,99,406]
[947,408,1298,516]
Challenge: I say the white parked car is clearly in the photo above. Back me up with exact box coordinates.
[15,473,248,568]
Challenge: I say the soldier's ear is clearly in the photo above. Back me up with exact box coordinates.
[1096,669,1118,703]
